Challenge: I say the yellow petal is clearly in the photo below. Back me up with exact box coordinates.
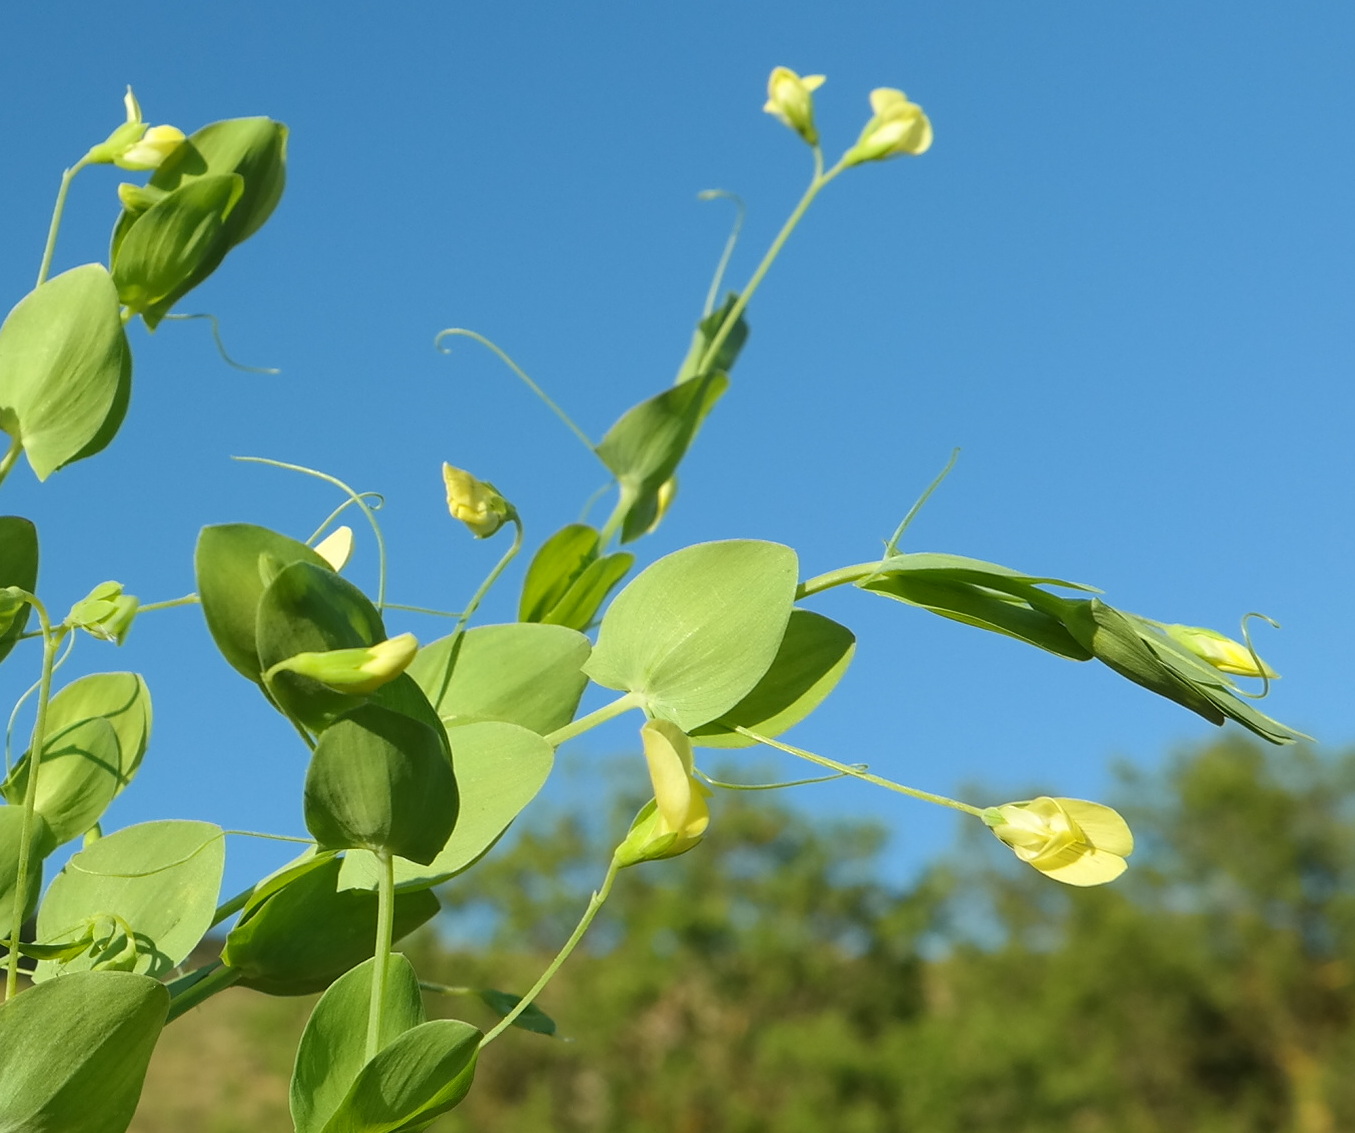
[314,526,354,571]
[1057,798,1134,858]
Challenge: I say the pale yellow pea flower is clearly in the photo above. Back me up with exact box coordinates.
[985,796,1133,886]
[614,719,712,867]
[1161,624,1277,679]
[763,66,827,147]
[443,463,514,538]
[313,526,354,571]
[269,633,419,695]
[842,88,933,166]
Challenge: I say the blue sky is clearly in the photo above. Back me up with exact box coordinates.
[2,3,1352,896]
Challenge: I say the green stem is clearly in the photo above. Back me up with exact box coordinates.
[543,691,642,749]
[435,329,596,458]
[455,517,523,634]
[0,434,21,491]
[6,599,63,1000]
[698,190,746,317]
[733,726,986,818]
[366,850,397,1061]
[37,159,88,289]
[480,855,620,1048]
[694,150,839,378]
[165,961,243,1023]
[136,593,200,614]
[796,560,882,600]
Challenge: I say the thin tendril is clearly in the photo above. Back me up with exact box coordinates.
[1237,612,1281,700]
[436,329,595,457]
[695,765,868,791]
[883,448,961,558]
[222,829,316,844]
[696,190,746,317]
[232,457,389,608]
[158,313,281,374]
[305,492,386,545]
[5,631,76,775]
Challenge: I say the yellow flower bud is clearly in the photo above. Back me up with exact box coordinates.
[66,581,138,645]
[443,463,514,538]
[614,719,712,867]
[1161,624,1277,679]
[268,633,419,695]
[763,66,827,147]
[842,88,933,166]
[114,124,187,172]
[313,526,354,571]
[985,796,1133,887]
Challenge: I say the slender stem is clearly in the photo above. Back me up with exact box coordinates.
[694,151,839,378]
[595,484,634,552]
[0,434,21,491]
[883,448,960,558]
[543,691,642,749]
[366,850,396,1062]
[698,190,747,317]
[37,159,88,289]
[165,962,243,1024]
[435,329,596,457]
[455,518,523,634]
[480,855,620,1048]
[136,593,200,614]
[382,602,463,619]
[210,885,254,930]
[733,727,986,818]
[6,599,62,1000]
[796,560,882,600]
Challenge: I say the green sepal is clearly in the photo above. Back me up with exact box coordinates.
[596,371,728,545]
[222,855,440,996]
[691,609,855,747]
[0,516,37,664]
[0,969,168,1133]
[195,523,331,682]
[304,703,458,865]
[0,265,132,479]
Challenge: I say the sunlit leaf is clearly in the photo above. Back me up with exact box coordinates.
[0,516,37,664]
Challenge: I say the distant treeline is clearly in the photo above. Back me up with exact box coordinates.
[133,737,1355,1133]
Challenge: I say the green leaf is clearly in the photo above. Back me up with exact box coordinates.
[195,523,331,682]
[256,560,388,730]
[321,1018,481,1133]
[0,515,37,664]
[110,174,243,327]
[596,371,728,544]
[2,672,153,846]
[0,969,168,1133]
[339,720,553,892]
[585,540,798,731]
[0,264,132,479]
[543,552,635,630]
[691,610,856,748]
[111,117,288,327]
[304,704,458,865]
[292,954,426,1133]
[0,804,49,940]
[475,988,557,1036]
[223,855,440,996]
[408,623,590,736]
[35,820,225,981]
[673,295,749,383]
[519,524,599,622]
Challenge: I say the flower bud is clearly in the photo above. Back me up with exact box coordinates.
[267,633,418,695]
[1160,623,1277,679]
[763,67,827,147]
[614,719,711,867]
[66,581,138,645]
[984,796,1133,886]
[313,525,354,571]
[443,463,514,538]
[842,88,933,166]
[84,86,184,172]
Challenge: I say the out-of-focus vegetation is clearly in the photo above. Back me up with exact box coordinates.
[132,737,1355,1132]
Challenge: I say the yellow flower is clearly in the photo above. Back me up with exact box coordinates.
[984,796,1133,886]
[614,719,712,866]
[268,633,419,695]
[1161,624,1277,679]
[85,86,185,172]
[842,88,933,166]
[313,525,354,571]
[763,66,827,147]
[442,463,514,538]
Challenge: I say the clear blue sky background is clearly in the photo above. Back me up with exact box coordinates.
[1,3,1351,897]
